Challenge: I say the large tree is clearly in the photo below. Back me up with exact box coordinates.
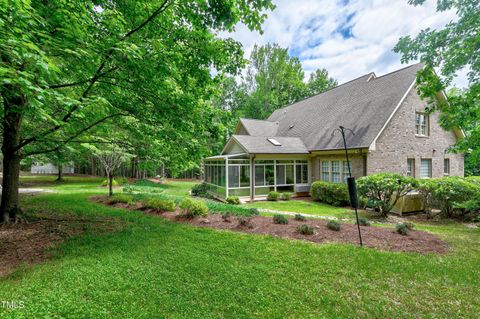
[307,68,337,96]
[393,0,480,175]
[0,0,274,222]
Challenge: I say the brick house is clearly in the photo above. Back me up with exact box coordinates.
[203,64,464,201]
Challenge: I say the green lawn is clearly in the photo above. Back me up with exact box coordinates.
[246,199,360,219]
[1,178,479,318]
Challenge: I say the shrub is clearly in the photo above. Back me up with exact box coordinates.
[356,173,419,216]
[237,216,253,228]
[310,181,350,206]
[280,192,292,201]
[191,183,209,197]
[249,208,260,216]
[294,214,306,221]
[404,222,415,230]
[144,198,176,212]
[226,196,241,205]
[356,217,370,226]
[327,220,341,231]
[221,212,232,222]
[419,177,480,218]
[117,177,128,185]
[267,191,280,201]
[273,214,289,224]
[179,198,208,218]
[297,224,314,235]
[101,179,119,187]
[107,194,133,205]
[396,223,410,236]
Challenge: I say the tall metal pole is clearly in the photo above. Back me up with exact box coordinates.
[334,126,363,247]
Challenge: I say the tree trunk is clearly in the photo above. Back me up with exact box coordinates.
[56,165,63,182]
[108,173,113,197]
[1,86,24,223]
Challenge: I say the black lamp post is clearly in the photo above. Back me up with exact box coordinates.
[332,126,363,247]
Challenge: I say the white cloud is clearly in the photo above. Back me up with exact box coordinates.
[220,0,467,87]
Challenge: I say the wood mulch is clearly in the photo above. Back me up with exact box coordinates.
[95,196,449,254]
[0,215,123,277]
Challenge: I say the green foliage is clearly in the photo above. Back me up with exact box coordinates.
[221,212,232,222]
[356,218,371,226]
[226,196,241,205]
[101,179,119,187]
[179,198,208,218]
[144,198,176,212]
[249,208,260,216]
[230,43,337,120]
[107,194,134,205]
[273,214,289,225]
[236,216,254,228]
[267,191,281,201]
[396,223,410,236]
[297,224,314,235]
[205,200,254,216]
[307,68,337,96]
[191,183,210,197]
[310,181,350,207]
[327,220,341,231]
[419,177,480,218]
[294,214,306,221]
[280,192,292,201]
[394,0,480,174]
[356,173,419,216]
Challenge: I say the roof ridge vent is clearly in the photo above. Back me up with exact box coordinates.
[366,73,377,82]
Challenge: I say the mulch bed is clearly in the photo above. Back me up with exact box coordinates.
[0,215,123,277]
[95,196,449,254]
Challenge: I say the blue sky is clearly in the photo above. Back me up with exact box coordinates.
[221,0,467,87]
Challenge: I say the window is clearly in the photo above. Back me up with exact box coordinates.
[444,158,450,175]
[331,161,341,183]
[420,159,432,178]
[415,112,429,136]
[321,161,330,181]
[295,160,308,184]
[407,158,415,177]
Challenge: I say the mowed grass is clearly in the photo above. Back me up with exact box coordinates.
[0,178,479,318]
[246,199,358,219]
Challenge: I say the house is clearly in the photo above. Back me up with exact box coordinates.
[203,64,464,201]
[30,163,74,175]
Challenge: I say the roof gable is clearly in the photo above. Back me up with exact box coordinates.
[235,118,278,136]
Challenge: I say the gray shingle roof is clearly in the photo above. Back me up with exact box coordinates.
[265,63,423,150]
[231,135,309,154]
[238,118,278,136]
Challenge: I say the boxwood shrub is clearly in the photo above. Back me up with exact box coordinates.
[310,181,349,206]
[267,191,280,201]
[144,198,176,212]
[226,196,241,205]
[179,198,208,218]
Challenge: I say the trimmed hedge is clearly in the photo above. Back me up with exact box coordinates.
[310,181,349,206]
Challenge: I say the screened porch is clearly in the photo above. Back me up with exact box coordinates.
[203,154,310,201]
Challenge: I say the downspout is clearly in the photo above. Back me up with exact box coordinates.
[250,155,255,202]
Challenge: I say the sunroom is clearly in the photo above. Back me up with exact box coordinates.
[203,135,311,201]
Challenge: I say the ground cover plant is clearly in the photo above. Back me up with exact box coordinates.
[1,177,479,318]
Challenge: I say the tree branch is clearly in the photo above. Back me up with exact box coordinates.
[17,0,172,152]
[23,113,129,156]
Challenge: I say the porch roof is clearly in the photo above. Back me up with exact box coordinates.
[223,135,309,155]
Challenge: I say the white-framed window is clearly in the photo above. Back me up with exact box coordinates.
[407,158,415,177]
[321,161,330,181]
[444,158,450,175]
[331,161,341,183]
[420,159,432,178]
[415,112,429,136]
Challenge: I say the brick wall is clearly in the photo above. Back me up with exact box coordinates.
[367,88,464,177]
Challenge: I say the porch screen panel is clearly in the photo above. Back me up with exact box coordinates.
[240,166,250,187]
[286,165,294,184]
[255,166,265,186]
[228,166,240,188]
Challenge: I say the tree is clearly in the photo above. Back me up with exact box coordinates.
[307,68,337,96]
[242,43,307,119]
[93,145,130,196]
[0,0,274,222]
[393,0,480,175]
